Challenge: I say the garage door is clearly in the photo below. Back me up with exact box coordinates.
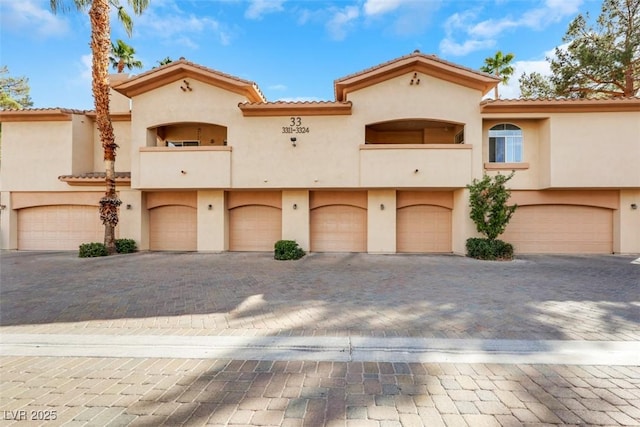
[149,205,197,251]
[397,205,451,253]
[310,205,367,252]
[229,205,282,251]
[18,205,104,250]
[501,205,613,253]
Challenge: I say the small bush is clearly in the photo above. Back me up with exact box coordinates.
[274,240,305,260]
[79,242,108,258]
[466,238,514,261]
[115,238,137,254]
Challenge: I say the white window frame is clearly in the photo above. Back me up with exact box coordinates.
[489,124,522,163]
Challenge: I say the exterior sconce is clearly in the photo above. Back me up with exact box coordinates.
[293,204,298,210]
[380,204,385,210]
[126,204,132,210]
[291,137,297,147]
[632,203,638,210]
[0,204,6,210]
[208,204,213,210]
[414,169,419,173]
[181,170,187,175]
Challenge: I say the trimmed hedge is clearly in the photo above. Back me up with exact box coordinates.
[115,238,137,254]
[466,237,514,261]
[79,242,108,258]
[274,240,305,261]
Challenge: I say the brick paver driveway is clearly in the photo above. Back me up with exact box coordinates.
[1,251,638,341]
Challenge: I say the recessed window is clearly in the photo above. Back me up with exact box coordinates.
[489,124,522,163]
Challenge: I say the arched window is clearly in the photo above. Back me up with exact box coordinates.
[489,124,522,163]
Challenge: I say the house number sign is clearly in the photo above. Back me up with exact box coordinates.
[282,117,310,134]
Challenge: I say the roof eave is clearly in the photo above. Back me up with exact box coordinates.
[480,98,640,113]
[238,101,353,116]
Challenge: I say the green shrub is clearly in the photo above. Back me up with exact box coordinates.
[115,238,137,254]
[79,242,108,258]
[274,240,305,260]
[466,237,514,260]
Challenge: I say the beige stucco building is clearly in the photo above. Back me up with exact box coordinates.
[1,52,639,254]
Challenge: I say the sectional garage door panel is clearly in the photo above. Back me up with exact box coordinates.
[310,205,367,252]
[18,205,104,250]
[502,205,613,254]
[229,205,282,252]
[149,205,197,251]
[397,205,452,253]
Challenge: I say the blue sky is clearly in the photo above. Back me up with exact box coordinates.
[1,0,601,109]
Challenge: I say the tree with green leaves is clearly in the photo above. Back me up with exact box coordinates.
[155,56,173,68]
[0,66,34,110]
[110,39,143,73]
[518,71,557,99]
[50,0,149,254]
[520,0,640,99]
[466,173,517,260]
[480,51,515,99]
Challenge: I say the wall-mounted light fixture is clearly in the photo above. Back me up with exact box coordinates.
[380,204,385,210]
[414,169,419,173]
[293,203,298,210]
[208,204,213,210]
[126,204,132,210]
[632,203,638,210]
[180,79,192,92]
[181,170,187,175]
[290,137,297,147]
[0,204,6,210]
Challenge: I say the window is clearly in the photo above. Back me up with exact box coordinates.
[489,124,522,162]
[166,140,199,147]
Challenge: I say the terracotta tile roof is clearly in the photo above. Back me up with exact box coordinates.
[336,50,497,84]
[333,50,500,101]
[113,58,266,102]
[238,100,352,116]
[481,97,640,113]
[0,107,90,114]
[58,172,131,186]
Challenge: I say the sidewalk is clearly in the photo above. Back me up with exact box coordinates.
[1,251,639,426]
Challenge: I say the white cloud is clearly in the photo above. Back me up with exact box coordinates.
[499,45,566,98]
[245,0,286,20]
[440,0,583,57]
[79,54,92,83]
[326,6,360,41]
[0,0,69,37]
[363,0,405,16]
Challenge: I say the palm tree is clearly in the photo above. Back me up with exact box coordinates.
[50,0,149,254]
[480,51,515,99]
[155,56,173,67]
[110,39,143,73]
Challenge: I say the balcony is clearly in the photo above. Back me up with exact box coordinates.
[359,144,473,188]
[138,146,231,189]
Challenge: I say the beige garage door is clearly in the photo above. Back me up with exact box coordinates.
[397,205,452,253]
[149,205,197,251]
[501,205,613,254]
[311,205,367,252]
[229,205,282,252]
[18,205,104,250]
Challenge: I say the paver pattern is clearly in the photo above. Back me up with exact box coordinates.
[1,252,639,340]
[2,357,640,426]
[1,251,639,426]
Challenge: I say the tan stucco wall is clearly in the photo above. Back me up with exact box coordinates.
[1,121,73,191]
[617,190,640,253]
[367,190,396,253]
[197,190,226,251]
[282,190,310,251]
[71,115,94,175]
[549,112,640,188]
[93,120,132,173]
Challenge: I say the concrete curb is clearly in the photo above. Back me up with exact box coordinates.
[2,334,639,365]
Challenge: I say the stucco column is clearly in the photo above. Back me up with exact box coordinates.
[0,192,17,250]
[282,190,309,251]
[615,190,640,253]
[197,190,226,252]
[367,190,396,254]
[452,188,475,255]
[118,190,143,249]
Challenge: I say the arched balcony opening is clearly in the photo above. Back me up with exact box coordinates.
[149,122,228,147]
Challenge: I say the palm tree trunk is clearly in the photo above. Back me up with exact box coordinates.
[90,0,120,254]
